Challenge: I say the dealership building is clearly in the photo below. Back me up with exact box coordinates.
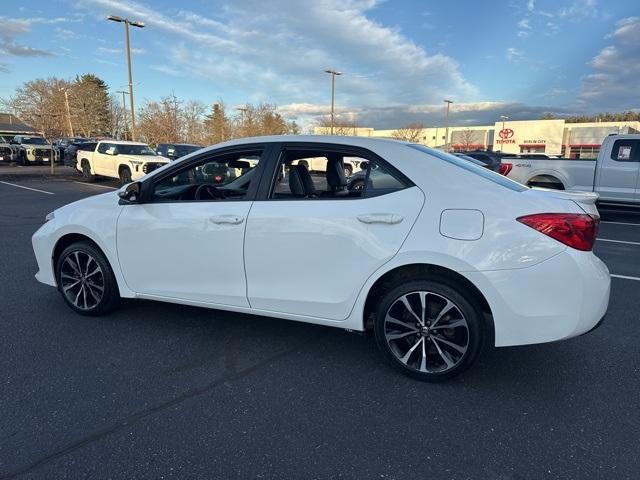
[316,119,640,159]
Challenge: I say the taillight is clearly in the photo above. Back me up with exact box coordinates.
[516,213,600,251]
[499,162,513,176]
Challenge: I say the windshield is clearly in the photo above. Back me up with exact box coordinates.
[115,144,157,155]
[21,137,48,145]
[173,145,201,157]
[409,144,528,192]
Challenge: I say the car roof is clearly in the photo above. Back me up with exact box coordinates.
[99,140,148,145]
[211,135,409,150]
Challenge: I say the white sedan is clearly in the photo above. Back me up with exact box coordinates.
[32,136,610,381]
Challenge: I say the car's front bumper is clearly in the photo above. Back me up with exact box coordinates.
[32,219,57,287]
[466,248,610,347]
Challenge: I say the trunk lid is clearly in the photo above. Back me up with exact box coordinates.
[523,187,600,216]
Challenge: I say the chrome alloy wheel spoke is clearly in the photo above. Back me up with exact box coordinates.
[384,291,469,373]
[61,251,104,310]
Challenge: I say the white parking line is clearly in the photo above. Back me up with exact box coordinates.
[611,274,640,281]
[73,181,117,190]
[597,238,640,246]
[0,181,54,195]
[601,221,640,226]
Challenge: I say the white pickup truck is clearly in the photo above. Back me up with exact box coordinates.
[77,140,169,185]
[506,134,640,205]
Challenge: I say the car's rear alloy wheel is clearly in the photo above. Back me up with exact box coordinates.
[374,280,483,381]
[56,242,120,316]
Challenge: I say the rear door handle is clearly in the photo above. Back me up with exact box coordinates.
[209,215,245,225]
[357,213,404,225]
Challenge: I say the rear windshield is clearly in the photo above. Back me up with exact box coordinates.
[409,144,528,192]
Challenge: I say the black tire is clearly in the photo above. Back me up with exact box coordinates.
[81,160,94,182]
[55,241,120,316]
[373,278,484,381]
[119,167,132,185]
[343,164,353,176]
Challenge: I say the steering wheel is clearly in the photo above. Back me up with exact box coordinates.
[194,184,225,200]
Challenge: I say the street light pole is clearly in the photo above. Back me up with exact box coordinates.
[116,90,128,140]
[444,99,453,151]
[500,115,509,132]
[108,15,145,142]
[325,69,342,135]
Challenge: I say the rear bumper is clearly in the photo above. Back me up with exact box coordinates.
[466,249,610,347]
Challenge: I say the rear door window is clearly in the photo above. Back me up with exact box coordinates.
[410,144,527,192]
[610,139,640,162]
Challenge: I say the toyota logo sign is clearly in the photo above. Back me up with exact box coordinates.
[499,128,514,139]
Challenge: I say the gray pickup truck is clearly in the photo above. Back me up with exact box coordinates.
[506,134,640,205]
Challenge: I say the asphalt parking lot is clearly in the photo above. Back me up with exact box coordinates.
[1,165,639,479]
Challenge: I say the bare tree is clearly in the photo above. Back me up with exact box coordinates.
[232,103,299,138]
[315,116,357,136]
[6,74,112,139]
[182,100,207,144]
[391,122,425,142]
[137,94,182,146]
[452,128,482,151]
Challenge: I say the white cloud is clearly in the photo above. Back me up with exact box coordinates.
[578,17,640,110]
[558,0,602,20]
[75,0,477,109]
[280,100,578,129]
[97,46,146,55]
[0,16,57,59]
[527,0,535,12]
[506,47,523,62]
[517,18,531,29]
[55,28,76,40]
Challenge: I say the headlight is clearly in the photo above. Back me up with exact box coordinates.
[45,212,55,222]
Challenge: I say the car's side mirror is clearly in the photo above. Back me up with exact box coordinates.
[118,182,141,205]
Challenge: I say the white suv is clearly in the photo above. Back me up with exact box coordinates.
[77,140,168,184]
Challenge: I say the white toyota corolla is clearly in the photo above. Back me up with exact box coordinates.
[32,136,610,381]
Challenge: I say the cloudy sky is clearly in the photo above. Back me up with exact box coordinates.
[1,0,638,128]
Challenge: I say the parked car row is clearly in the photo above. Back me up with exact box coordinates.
[0,135,58,164]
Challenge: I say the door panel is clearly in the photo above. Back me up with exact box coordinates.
[117,202,252,306]
[244,187,424,320]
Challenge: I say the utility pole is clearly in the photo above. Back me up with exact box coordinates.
[116,90,128,140]
[325,69,342,134]
[108,15,145,141]
[444,99,453,151]
[62,89,74,136]
[236,106,248,136]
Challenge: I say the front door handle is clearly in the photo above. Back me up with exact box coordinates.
[357,213,404,225]
[209,215,245,225]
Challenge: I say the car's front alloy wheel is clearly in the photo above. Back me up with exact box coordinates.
[374,279,484,381]
[56,242,120,316]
